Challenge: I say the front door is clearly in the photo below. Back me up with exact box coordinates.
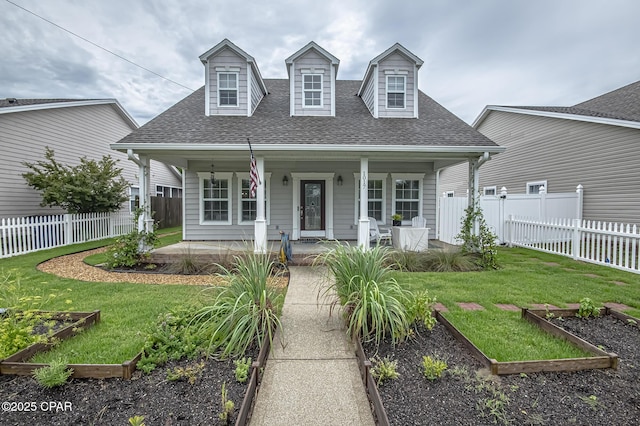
[300,180,325,237]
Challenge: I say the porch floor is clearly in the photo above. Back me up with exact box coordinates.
[150,239,450,265]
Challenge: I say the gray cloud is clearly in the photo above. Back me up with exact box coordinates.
[1,0,639,125]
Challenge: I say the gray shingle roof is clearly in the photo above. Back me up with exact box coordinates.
[495,80,640,124]
[116,79,498,148]
[574,80,640,122]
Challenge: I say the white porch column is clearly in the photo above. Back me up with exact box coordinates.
[357,157,370,250]
[254,156,267,254]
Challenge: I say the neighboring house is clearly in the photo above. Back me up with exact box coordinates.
[112,39,503,250]
[0,98,182,218]
[439,80,640,224]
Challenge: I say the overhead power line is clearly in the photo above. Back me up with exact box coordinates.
[6,0,195,92]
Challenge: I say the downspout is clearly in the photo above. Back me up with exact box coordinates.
[435,168,441,240]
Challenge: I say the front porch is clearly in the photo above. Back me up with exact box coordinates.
[150,238,450,266]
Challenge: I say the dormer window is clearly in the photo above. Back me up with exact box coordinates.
[303,74,322,107]
[386,76,405,109]
[218,72,238,107]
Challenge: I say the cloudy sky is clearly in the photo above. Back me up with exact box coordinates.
[2,0,639,125]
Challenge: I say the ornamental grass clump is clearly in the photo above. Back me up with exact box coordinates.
[316,244,412,345]
[192,252,284,359]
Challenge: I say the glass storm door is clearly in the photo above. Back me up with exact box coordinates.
[300,180,325,233]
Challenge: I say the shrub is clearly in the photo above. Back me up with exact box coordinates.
[234,357,252,383]
[370,355,400,385]
[407,290,437,330]
[162,248,206,275]
[191,252,284,359]
[33,359,74,388]
[104,208,158,268]
[422,355,448,380]
[316,244,412,345]
[421,249,480,272]
[456,200,499,269]
[138,307,206,373]
[577,297,601,319]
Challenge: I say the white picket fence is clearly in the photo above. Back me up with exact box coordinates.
[438,186,583,245]
[506,216,640,274]
[1,212,135,258]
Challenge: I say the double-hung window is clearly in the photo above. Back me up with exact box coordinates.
[483,186,497,196]
[392,174,423,224]
[237,173,271,225]
[218,73,238,107]
[354,174,387,223]
[526,180,547,194]
[303,74,322,107]
[387,76,405,108]
[200,172,232,224]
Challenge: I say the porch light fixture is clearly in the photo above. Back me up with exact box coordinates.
[209,163,215,182]
[337,175,343,186]
[282,175,289,186]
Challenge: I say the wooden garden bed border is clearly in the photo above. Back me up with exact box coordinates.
[0,310,143,380]
[356,308,633,424]
[436,309,620,375]
[235,331,273,426]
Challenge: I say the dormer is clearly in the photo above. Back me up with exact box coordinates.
[285,42,340,117]
[358,43,423,119]
[199,39,268,117]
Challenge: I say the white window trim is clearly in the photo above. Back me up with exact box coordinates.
[445,191,454,198]
[386,75,406,109]
[391,173,424,225]
[236,172,271,225]
[526,180,548,195]
[129,186,139,213]
[217,72,239,107]
[302,73,323,108]
[353,173,388,225]
[156,185,182,198]
[198,172,233,225]
[483,186,497,196]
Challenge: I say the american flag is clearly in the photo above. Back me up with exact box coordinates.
[249,149,259,198]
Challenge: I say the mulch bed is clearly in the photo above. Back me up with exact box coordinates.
[364,315,640,425]
[0,353,256,426]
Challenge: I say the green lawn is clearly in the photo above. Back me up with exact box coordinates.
[0,228,205,364]
[3,238,639,365]
[397,247,640,361]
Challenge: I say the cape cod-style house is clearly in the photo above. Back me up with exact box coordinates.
[112,39,503,251]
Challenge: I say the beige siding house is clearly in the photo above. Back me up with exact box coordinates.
[112,39,503,251]
[0,99,181,218]
[439,80,640,224]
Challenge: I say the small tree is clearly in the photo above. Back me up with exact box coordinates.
[22,147,129,213]
[456,200,499,269]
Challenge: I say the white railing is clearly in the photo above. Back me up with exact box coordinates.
[506,216,640,274]
[1,212,135,258]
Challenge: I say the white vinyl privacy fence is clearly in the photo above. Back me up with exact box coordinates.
[438,185,583,245]
[506,217,640,274]
[1,212,134,258]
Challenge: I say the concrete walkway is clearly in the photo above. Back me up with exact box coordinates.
[249,267,375,426]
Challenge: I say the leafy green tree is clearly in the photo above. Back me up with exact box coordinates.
[22,147,129,213]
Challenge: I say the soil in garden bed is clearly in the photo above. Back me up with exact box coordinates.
[0,354,252,425]
[364,317,640,425]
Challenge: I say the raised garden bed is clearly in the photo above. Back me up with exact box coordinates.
[358,309,640,425]
[0,310,143,380]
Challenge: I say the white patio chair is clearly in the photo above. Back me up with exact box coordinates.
[369,217,392,245]
[411,216,427,228]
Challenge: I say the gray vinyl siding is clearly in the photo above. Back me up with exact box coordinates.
[360,75,376,116]
[208,47,248,116]
[441,110,640,225]
[0,104,181,218]
[183,160,436,241]
[378,52,416,118]
[250,70,265,114]
[291,50,333,116]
